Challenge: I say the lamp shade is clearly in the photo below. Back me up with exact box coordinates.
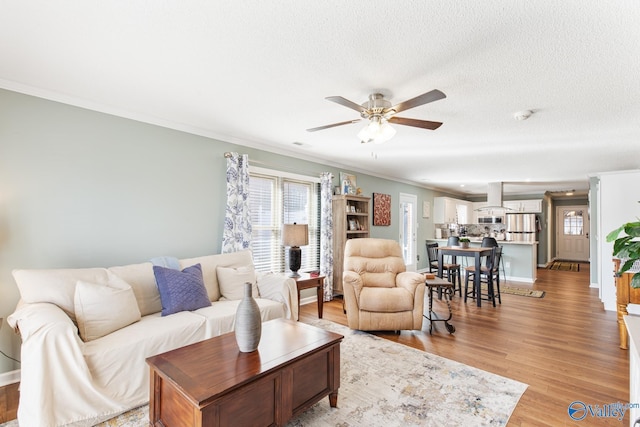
[357,118,396,144]
[282,223,309,247]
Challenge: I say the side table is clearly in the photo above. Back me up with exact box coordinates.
[294,273,325,320]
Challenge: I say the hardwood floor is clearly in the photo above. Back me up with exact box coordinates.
[0,265,628,425]
[299,265,631,426]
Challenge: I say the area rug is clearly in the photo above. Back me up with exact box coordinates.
[63,319,527,427]
[493,285,545,298]
[548,261,580,271]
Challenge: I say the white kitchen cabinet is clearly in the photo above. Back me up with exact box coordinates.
[456,200,473,224]
[433,197,457,223]
[434,197,473,224]
[472,202,486,223]
[504,199,542,213]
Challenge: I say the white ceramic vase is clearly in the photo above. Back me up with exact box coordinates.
[235,282,262,352]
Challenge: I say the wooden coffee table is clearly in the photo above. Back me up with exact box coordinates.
[146,318,343,426]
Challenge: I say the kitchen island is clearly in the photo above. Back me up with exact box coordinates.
[429,238,538,283]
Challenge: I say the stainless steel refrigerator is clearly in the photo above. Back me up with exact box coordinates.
[505,213,537,242]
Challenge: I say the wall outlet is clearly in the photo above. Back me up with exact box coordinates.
[505,261,511,268]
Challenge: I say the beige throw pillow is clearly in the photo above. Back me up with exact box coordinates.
[74,276,142,342]
[216,265,258,300]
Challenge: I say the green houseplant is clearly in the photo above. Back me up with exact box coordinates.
[607,219,640,288]
[459,237,470,249]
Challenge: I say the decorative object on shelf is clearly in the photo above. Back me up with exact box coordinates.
[234,282,262,352]
[373,193,391,226]
[340,172,357,195]
[607,217,640,288]
[282,222,309,277]
[459,238,470,249]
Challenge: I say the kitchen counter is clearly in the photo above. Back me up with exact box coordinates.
[428,238,538,283]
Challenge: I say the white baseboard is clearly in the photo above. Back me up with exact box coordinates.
[300,295,318,306]
[0,369,20,387]
[504,276,535,284]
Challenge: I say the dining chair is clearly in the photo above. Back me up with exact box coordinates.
[426,242,439,273]
[481,237,506,281]
[464,246,502,306]
[433,239,462,296]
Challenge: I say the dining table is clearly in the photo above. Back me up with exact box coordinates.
[437,246,494,307]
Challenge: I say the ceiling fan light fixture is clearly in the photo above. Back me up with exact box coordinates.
[358,116,396,144]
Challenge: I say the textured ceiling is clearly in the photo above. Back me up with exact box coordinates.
[1,1,639,197]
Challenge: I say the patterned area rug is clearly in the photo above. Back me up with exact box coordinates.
[548,261,580,271]
[3,320,527,427]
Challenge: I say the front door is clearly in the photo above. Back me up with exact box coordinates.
[399,193,417,271]
[556,205,590,261]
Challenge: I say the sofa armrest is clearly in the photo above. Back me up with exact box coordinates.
[7,302,118,425]
[8,301,80,343]
[256,272,298,320]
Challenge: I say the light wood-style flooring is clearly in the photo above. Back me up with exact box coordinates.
[299,264,630,426]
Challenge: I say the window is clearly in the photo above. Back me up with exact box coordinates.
[249,167,320,273]
[563,210,584,235]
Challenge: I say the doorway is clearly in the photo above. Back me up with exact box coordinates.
[556,205,590,262]
[399,193,417,271]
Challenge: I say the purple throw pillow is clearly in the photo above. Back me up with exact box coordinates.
[153,263,211,316]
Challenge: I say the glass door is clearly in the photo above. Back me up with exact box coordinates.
[399,193,417,271]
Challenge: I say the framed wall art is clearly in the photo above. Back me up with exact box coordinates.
[373,193,391,226]
[422,201,431,219]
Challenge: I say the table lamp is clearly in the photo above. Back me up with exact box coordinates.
[282,223,308,277]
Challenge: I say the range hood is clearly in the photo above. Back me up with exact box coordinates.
[475,182,504,211]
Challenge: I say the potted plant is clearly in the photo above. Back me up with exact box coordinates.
[459,237,471,249]
[607,219,640,288]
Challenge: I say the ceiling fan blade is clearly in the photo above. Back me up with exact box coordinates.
[390,89,446,114]
[325,96,368,114]
[388,116,443,130]
[307,119,361,132]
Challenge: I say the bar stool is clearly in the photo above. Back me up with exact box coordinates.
[444,237,462,295]
[464,246,503,306]
[481,237,506,281]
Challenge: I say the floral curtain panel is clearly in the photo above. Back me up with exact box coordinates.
[320,172,334,301]
[222,152,252,253]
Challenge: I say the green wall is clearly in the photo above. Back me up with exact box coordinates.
[0,88,456,373]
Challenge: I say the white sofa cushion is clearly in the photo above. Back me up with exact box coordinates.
[108,262,161,316]
[191,298,286,337]
[74,277,141,342]
[216,265,258,300]
[13,267,113,323]
[81,311,207,418]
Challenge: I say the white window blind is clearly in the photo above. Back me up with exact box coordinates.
[249,169,320,273]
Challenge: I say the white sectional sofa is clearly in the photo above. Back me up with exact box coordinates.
[7,249,298,427]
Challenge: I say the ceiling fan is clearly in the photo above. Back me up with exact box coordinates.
[307,89,446,144]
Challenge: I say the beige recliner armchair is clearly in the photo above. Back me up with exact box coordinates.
[343,238,426,331]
